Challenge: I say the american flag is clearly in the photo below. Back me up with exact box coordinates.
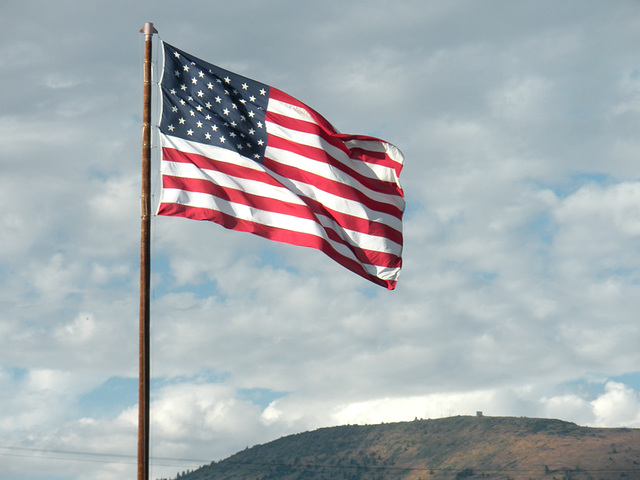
[157,41,405,289]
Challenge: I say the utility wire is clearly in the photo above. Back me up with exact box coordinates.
[0,445,208,467]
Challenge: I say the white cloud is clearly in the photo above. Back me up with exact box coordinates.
[489,76,556,122]
[552,182,640,280]
[539,381,640,429]
[591,382,640,427]
[2,1,640,479]
[541,394,593,426]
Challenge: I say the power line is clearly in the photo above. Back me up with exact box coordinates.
[0,445,209,468]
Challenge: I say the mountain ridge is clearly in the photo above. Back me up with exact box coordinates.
[168,416,640,480]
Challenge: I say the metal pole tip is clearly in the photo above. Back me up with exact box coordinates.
[140,23,158,35]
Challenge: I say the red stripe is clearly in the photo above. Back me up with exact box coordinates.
[338,134,404,174]
[157,202,397,289]
[301,194,403,245]
[266,132,403,198]
[162,148,402,244]
[266,109,403,184]
[162,147,283,188]
[161,174,402,267]
[263,154,403,220]
[269,88,338,134]
[268,88,403,173]
[161,174,316,222]
[266,109,354,162]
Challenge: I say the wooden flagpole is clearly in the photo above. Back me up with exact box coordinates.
[139,21,157,480]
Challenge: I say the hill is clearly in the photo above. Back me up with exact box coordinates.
[168,416,640,480]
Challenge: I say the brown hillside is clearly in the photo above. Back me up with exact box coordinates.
[171,416,640,480]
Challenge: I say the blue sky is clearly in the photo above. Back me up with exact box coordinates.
[2,1,640,479]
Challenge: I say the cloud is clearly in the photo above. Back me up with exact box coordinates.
[591,382,640,427]
[2,1,640,479]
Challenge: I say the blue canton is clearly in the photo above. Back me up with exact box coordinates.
[160,42,270,163]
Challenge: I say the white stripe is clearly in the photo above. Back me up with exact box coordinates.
[161,134,403,232]
[160,188,400,279]
[161,134,262,173]
[268,98,401,184]
[160,160,306,206]
[344,138,405,167]
[268,97,316,123]
[264,144,406,214]
[159,134,402,259]
[161,160,401,255]
[262,154,403,234]
[266,119,401,186]
[314,212,402,255]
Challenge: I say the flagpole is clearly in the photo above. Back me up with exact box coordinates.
[139,21,157,480]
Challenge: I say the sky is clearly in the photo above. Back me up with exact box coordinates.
[1,0,640,479]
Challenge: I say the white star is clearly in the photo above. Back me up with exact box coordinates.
[179,99,186,106]
[205,132,211,139]
[207,82,214,89]
[248,111,255,118]
[170,88,177,95]
[197,90,204,97]
[189,110,195,117]
[249,95,256,102]
[215,96,222,103]
[219,136,226,143]
[178,118,186,124]
[248,128,255,135]
[181,84,187,91]
[232,103,238,109]
[168,124,175,131]
[199,71,205,78]
[205,114,212,120]
[187,129,194,136]
[196,121,203,128]
[171,106,178,113]
[254,153,261,159]
[174,70,180,77]
[211,125,218,132]
[256,121,263,128]
[237,144,243,150]
[191,77,198,85]
[183,65,189,72]
[224,76,231,84]
[241,83,249,90]
[173,52,180,58]
[205,102,212,109]
[222,108,230,115]
[257,139,264,146]
[230,132,236,138]
[259,88,266,96]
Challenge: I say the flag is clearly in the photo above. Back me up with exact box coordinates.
[157,41,405,289]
